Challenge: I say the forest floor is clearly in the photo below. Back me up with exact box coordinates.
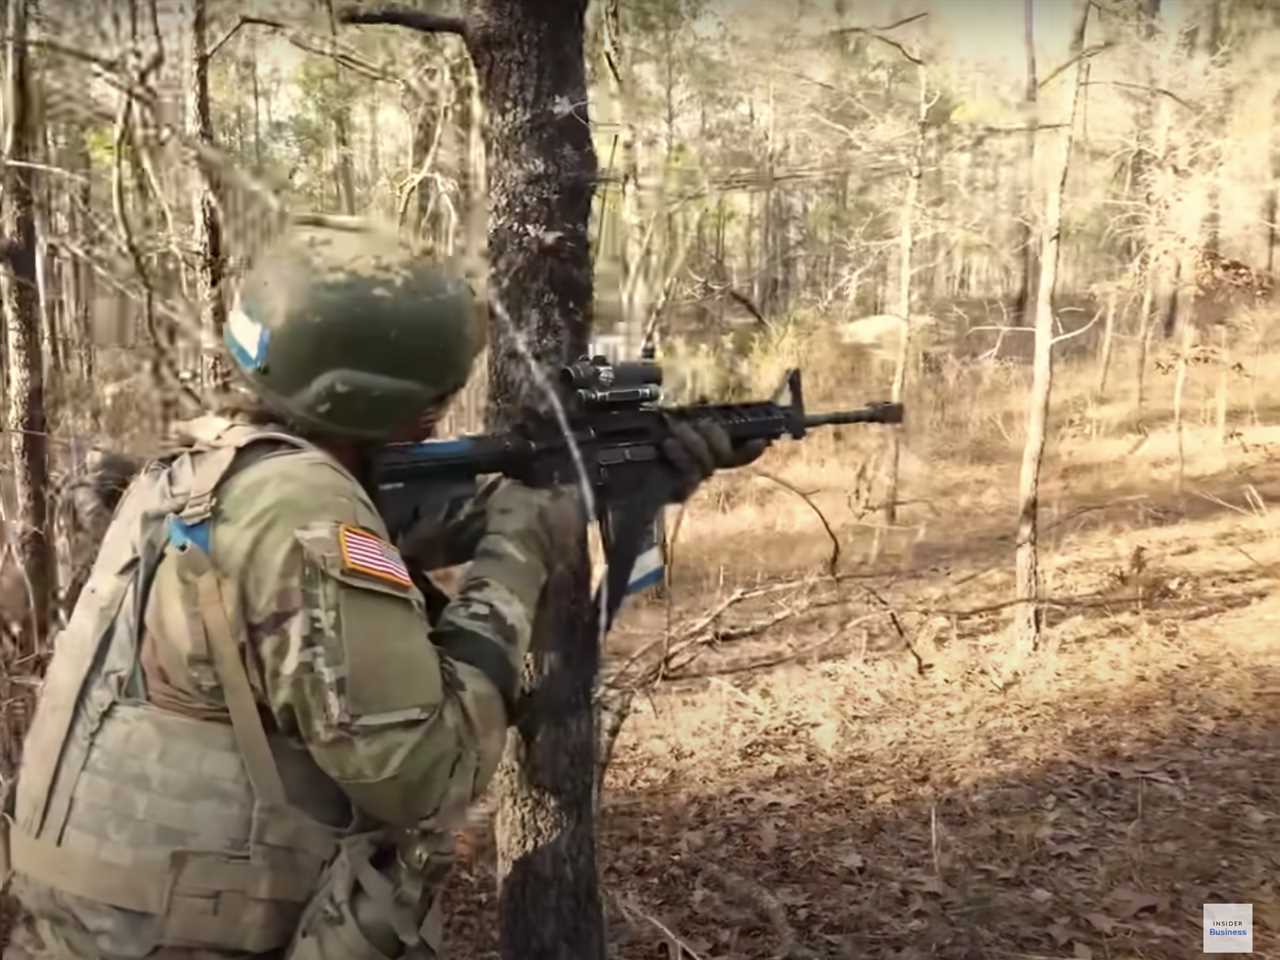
[445,398,1280,959]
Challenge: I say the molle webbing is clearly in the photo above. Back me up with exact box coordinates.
[1,421,354,953]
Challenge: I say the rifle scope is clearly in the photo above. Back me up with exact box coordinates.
[561,356,664,406]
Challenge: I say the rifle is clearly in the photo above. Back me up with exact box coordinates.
[372,356,903,631]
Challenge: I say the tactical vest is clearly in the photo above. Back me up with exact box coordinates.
[0,418,371,954]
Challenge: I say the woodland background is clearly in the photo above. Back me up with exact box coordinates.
[0,0,1278,958]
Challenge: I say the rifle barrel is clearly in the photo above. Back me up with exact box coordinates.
[803,402,903,428]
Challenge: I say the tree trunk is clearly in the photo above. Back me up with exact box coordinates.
[870,63,927,565]
[251,35,262,168]
[409,97,435,238]
[71,129,94,382]
[1017,0,1040,330]
[342,6,601,956]
[462,54,487,266]
[603,1,655,351]
[33,177,59,394]
[1216,324,1229,446]
[1173,313,1197,495]
[333,111,357,214]
[1201,0,1226,259]
[1133,31,1173,415]
[2,0,52,664]
[1267,89,1280,276]
[187,0,227,393]
[1096,286,1118,397]
[1013,0,1089,655]
[469,4,602,958]
[367,97,381,210]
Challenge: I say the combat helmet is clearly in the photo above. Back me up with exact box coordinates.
[225,220,482,441]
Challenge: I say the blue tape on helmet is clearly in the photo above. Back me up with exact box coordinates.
[225,304,271,372]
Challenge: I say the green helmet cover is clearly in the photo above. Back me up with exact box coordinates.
[226,223,482,441]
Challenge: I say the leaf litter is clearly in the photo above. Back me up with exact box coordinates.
[443,473,1279,959]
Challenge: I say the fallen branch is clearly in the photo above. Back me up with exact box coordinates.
[666,614,877,682]
[857,583,926,675]
[614,895,706,960]
[703,864,822,960]
[751,467,841,575]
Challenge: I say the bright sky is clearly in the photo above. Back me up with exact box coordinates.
[708,0,1190,77]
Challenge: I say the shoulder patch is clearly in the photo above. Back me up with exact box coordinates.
[338,524,413,589]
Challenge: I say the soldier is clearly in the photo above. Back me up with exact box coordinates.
[0,222,763,960]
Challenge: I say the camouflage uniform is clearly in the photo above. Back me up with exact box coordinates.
[2,410,558,960]
[0,225,555,960]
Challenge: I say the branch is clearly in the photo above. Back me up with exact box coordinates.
[857,583,926,675]
[1038,41,1114,89]
[830,11,928,64]
[206,15,283,60]
[209,14,401,81]
[833,11,928,34]
[337,4,468,39]
[861,32,925,65]
[750,469,841,576]
[873,12,929,31]
[1081,80,1196,111]
[1051,305,1104,347]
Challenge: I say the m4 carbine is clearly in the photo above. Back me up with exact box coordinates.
[372,357,903,630]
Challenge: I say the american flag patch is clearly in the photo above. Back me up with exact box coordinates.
[338,524,413,589]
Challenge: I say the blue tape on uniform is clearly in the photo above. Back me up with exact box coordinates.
[407,439,477,459]
[626,542,664,594]
[166,515,211,554]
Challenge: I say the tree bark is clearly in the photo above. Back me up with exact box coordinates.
[1013,0,1089,655]
[470,4,601,957]
[340,3,603,957]
[187,0,227,393]
[1,0,51,657]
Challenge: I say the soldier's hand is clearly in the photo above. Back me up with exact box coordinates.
[661,417,769,502]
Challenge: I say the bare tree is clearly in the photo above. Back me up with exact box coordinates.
[339,2,604,958]
[1013,0,1091,655]
[871,62,929,565]
[1,0,51,650]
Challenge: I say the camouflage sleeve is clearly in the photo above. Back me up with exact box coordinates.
[427,479,560,712]
[212,450,536,827]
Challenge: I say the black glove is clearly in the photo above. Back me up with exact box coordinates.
[660,417,769,502]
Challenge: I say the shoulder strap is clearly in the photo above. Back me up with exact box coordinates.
[179,423,316,524]
[131,426,315,694]
[174,544,287,805]
[153,426,325,808]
